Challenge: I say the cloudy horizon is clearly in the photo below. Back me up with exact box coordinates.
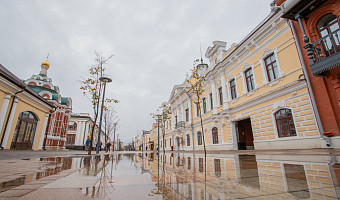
[0,0,274,144]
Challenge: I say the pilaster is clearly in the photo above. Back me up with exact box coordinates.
[2,98,19,149]
[0,94,12,134]
[220,74,229,110]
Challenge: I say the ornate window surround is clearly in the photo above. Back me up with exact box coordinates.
[227,75,238,103]
[240,64,258,96]
[270,106,298,140]
[259,48,284,86]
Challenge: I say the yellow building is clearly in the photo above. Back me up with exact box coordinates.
[153,152,340,199]
[149,123,158,151]
[160,6,325,150]
[0,64,53,150]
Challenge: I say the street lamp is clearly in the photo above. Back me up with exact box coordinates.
[196,58,208,76]
[96,76,112,154]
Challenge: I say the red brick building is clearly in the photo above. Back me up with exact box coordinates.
[24,57,72,150]
[278,0,340,146]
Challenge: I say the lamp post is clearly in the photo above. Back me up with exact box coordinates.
[112,122,117,152]
[96,76,112,154]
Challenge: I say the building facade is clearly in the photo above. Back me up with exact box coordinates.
[24,57,72,150]
[0,65,53,150]
[158,4,326,151]
[279,0,340,146]
[67,113,109,150]
[151,152,340,199]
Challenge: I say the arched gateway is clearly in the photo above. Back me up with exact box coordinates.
[11,111,38,149]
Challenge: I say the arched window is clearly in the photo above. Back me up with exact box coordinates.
[68,121,77,131]
[187,134,190,146]
[28,82,37,86]
[11,111,38,149]
[42,84,51,89]
[275,109,296,137]
[197,131,202,145]
[212,127,218,144]
[317,14,340,55]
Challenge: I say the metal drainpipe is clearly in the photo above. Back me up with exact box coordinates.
[289,20,331,147]
[0,87,25,149]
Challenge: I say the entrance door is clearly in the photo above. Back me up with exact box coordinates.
[11,111,38,149]
[236,118,254,150]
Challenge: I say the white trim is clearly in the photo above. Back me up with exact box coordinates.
[270,106,298,139]
[227,75,238,102]
[259,48,284,85]
[2,98,19,149]
[0,94,11,135]
[240,64,258,95]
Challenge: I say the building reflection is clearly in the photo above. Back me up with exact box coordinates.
[148,153,340,199]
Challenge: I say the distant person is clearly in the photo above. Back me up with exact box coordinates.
[85,136,91,151]
[106,142,111,152]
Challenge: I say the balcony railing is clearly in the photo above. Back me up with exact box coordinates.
[175,121,185,129]
[310,28,340,76]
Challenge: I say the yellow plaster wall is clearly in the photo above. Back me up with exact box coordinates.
[5,96,49,150]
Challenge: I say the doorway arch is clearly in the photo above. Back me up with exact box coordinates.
[11,111,39,149]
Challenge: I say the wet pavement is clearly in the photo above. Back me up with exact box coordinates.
[0,150,339,199]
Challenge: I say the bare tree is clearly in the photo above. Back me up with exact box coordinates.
[103,107,119,151]
[80,52,118,155]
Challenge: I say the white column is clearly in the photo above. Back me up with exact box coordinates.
[172,112,175,130]
[176,109,180,123]
[188,101,192,124]
[220,75,229,110]
[181,104,185,122]
[38,114,49,149]
[0,94,12,134]
[2,98,19,149]
[76,121,84,146]
[211,81,218,114]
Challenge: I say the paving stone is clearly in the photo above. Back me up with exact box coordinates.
[0,189,33,198]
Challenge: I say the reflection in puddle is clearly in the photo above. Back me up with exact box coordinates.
[0,156,81,192]
[1,152,340,199]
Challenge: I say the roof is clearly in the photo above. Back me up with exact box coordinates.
[0,64,54,108]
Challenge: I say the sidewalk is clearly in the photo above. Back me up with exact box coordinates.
[0,150,114,160]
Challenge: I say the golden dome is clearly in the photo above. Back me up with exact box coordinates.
[41,54,50,68]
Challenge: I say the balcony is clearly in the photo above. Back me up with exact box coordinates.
[310,28,340,76]
[175,121,185,129]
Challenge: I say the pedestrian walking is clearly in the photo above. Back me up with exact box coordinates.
[106,142,111,152]
[85,136,91,151]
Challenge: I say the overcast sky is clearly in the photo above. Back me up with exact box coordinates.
[0,0,274,144]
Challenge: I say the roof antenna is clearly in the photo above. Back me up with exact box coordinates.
[200,42,203,64]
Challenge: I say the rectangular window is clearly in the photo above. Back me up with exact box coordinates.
[196,103,200,117]
[218,87,223,106]
[209,93,213,110]
[199,158,204,172]
[230,79,237,100]
[185,108,189,122]
[245,68,255,92]
[175,116,178,124]
[214,159,221,177]
[187,157,191,170]
[265,54,279,82]
[202,98,207,114]
[284,164,310,198]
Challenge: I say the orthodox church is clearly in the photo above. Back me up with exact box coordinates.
[24,56,72,150]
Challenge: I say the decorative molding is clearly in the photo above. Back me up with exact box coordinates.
[230,81,307,114]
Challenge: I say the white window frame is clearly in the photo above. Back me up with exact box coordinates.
[241,64,257,95]
[271,105,298,139]
[260,48,284,86]
[227,75,238,102]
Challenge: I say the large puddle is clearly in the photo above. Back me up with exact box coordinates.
[0,152,340,199]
